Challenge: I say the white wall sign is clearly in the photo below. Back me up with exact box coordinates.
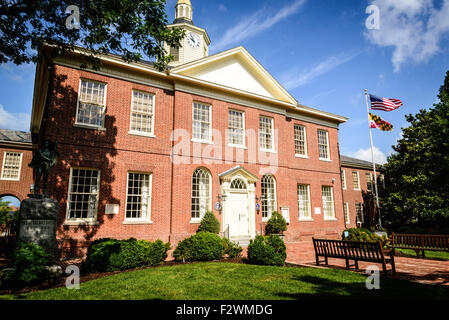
[314,207,321,215]
[281,207,290,223]
[105,204,119,215]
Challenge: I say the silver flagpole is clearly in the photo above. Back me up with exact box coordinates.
[364,89,382,229]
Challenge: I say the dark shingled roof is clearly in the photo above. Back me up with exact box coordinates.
[0,129,32,144]
[340,155,380,169]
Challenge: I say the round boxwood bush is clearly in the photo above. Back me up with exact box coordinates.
[247,235,286,266]
[4,241,51,287]
[222,237,243,258]
[82,238,170,273]
[342,228,388,247]
[173,232,223,262]
[265,211,287,235]
[197,211,220,234]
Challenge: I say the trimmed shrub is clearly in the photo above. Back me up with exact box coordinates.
[247,235,286,266]
[265,211,287,235]
[173,232,223,262]
[4,242,50,287]
[197,211,220,234]
[342,228,388,247]
[82,238,169,273]
[222,238,243,258]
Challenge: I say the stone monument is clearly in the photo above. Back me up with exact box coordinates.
[17,139,59,258]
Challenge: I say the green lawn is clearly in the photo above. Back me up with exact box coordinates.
[1,262,448,300]
[395,249,449,261]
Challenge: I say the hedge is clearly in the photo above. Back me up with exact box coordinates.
[247,235,286,266]
[81,238,170,273]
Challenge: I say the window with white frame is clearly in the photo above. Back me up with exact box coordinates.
[344,202,350,224]
[67,168,100,220]
[317,129,330,160]
[297,184,311,220]
[228,110,245,147]
[356,203,364,223]
[294,124,307,156]
[322,186,335,219]
[259,116,274,151]
[352,171,360,190]
[125,172,152,221]
[191,168,211,220]
[366,172,373,192]
[1,152,22,180]
[192,102,211,142]
[341,169,346,190]
[261,174,277,219]
[76,79,107,128]
[130,90,155,135]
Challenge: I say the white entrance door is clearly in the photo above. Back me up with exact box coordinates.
[226,192,249,237]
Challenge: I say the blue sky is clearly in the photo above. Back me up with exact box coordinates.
[1,0,449,165]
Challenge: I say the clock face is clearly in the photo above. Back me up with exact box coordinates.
[187,32,201,49]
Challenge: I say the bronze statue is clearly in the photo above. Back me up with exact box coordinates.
[29,139,59,197]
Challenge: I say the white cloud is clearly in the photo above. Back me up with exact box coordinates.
[349,146,387,165]
[0,104,30,131]
[211,0,307,52]
[365,0,449,72]
[279,52,360,90]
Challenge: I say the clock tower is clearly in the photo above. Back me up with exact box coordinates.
[165,0,211,67]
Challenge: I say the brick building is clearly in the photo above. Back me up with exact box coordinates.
[340,155,383,229]
[0,129,33,202]
[24,0,367,257]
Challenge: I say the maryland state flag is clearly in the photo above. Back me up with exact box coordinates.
[369,113,393,131]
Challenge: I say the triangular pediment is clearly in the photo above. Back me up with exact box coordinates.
[170,47,297,104]
[219,166,258,183]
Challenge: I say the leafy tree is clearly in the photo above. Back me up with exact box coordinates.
[0,199,12,226]
[379,70,449,230]
[0,0,185,70]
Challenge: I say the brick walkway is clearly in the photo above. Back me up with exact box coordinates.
[285,241,449,286]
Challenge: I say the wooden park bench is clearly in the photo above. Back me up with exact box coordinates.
[389,233,449,258]
[312,238,395,275]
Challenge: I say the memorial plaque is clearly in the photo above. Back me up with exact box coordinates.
[17,197,59,257]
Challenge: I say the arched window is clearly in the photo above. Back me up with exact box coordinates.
[261,175,277,219]
[230,178,246,190]
[191,168,211,219]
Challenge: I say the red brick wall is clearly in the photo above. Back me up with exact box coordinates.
[341,166,377,228]
[41,64,347,257]
[0,145,33,201]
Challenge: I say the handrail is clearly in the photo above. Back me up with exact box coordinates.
[224,224,230,239]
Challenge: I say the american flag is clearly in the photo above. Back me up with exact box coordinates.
[369,94,402,111]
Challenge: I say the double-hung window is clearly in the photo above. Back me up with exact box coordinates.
[298,184,311,220]
[352,171,360,190]
[322,186,335,219]
[228,110,245,147]
[341,169,346,190]
[191,168,212,221]
[261,175,277,220]
[76,79,107,128]
[259,116,274,151]
[130,90,155,136]
[366,172,373,192]
[125,172,152,222]
[1,152,22,180]
[67,168,100,221]
[192,102,211,142]
[317,129,330,160]
[294,125,307,157]
[356,203,364,223]
[344,202,350,224]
